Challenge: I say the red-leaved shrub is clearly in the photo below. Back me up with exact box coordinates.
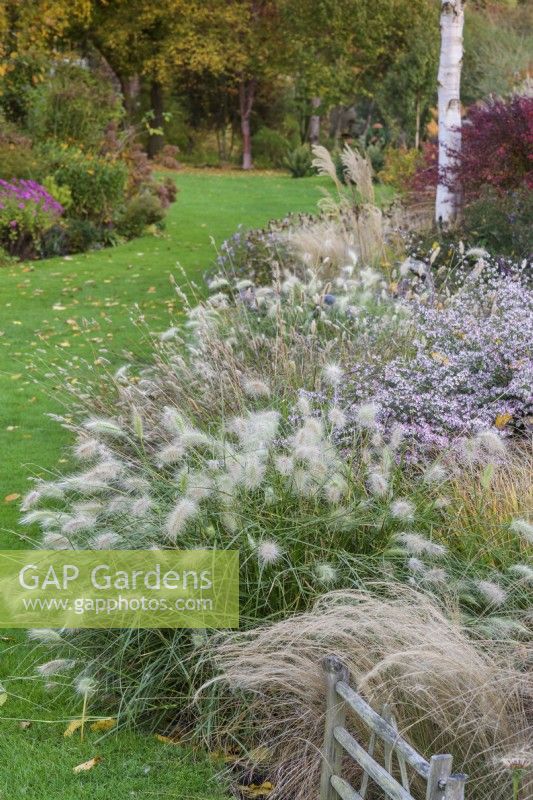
[411,95,533,199]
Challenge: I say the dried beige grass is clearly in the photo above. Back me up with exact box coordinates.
[199,588,532,800]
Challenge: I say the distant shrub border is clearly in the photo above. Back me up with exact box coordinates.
[0,178,63,259]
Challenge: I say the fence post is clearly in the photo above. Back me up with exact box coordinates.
[320,655,349,800]
[426,754,453,800]
[444,774,467,800]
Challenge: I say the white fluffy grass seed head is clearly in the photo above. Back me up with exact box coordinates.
[322,363,343,386]
[367,470,389,497]
[165,498,198,541]
[390,499,415,522]
[395,532,447,557]
[257,539,282,566]
[36,658,76,676]
[27,629,63,645]
[355,402,380,429]
[510,518,533,544]
[243,378,271,399]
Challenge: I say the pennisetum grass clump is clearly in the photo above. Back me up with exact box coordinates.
[18,176,532,787]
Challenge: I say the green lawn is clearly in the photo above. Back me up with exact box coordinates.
[0,170,345,542]
[0,169,345,798]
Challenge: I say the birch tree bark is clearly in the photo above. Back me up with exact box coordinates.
[436,0,465,225]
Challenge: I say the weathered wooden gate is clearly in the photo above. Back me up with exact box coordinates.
[320,656,467,800]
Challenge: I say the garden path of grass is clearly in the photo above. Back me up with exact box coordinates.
[0,170,341,799]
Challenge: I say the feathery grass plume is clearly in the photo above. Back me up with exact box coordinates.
[423,463,448,484]
[74,675,97,697]
[355,402,380,429]
[157,440,186,465]
[21,509,66,529]
[390,499,416,522]
[311,145,341,190]
[161,406,188,434]
[42,532,72,549]
[36,658,76,676]
[160,327,180,342]
[508,564,533,583]
[475,430,507,458]
[315,562,337,585]
[328,406,347,429]
[89,531,122,549]
[395,532,447,557]
[202,588,531,800]
[367,470,389,497]
[323,363,343,386]
[257,539,282,566]
[243,378,271,399]
[83,417,125,438]
[130,495,152,517]
[73,437,104,460]
[476,580,508,607]
[20,490,41,511]
[510,518,533,544]
[275,455,294,476]
[407,557,426,573]
[165,498,198,541]
[27,629,63,644]
[61,514,96,535]
[340,145,375,204]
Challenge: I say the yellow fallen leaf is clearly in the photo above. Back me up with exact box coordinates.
[238,781,274,798]
[495,412,512,430]
[0,682,7,707]
[90,718,117,732]
[73,756,102,773]
[430,351,450,366]
[155,734,180,745]
[19,720,32,730]
[209,748,240,764]
[4,493,20,503]
[64,719,83,737]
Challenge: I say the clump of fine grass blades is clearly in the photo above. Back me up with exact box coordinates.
[199,588,532,800]
[21,237,532,728]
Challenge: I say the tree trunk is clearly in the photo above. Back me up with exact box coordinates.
[436,0,465,225]
[308,96,321,144]
[119,74,140,120]
[147,79,165,159]
[239,78,256,170]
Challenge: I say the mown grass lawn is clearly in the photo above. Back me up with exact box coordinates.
[0,170,345,799]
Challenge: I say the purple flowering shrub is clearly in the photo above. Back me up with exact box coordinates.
[0,178,63,259]
[343,274,533,451]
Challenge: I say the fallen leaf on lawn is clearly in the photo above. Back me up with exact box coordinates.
[73,756,102,773]
[154,733,180,745]
[4,493,20,503]
[495,412,512,429]
[90,717,117,732]
[64,719,84,737]
[19,720,32,730]
[0,682,7,707]
[238,781,274,798]
[430,351,450,366]
[210,748,240,764]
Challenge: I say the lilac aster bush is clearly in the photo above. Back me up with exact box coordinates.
[342,273,533,451]
[0,178,63,259]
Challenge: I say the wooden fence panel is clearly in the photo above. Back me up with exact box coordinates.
[319,656,467,800]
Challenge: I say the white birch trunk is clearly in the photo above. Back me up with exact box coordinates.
[436,0,465,225]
